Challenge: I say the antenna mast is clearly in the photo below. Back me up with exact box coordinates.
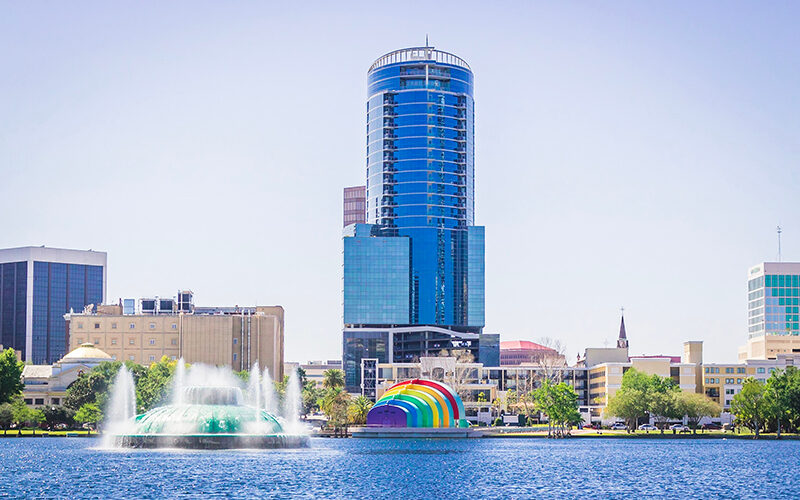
[777,225,783,262]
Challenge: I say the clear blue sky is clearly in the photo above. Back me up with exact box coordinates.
[1,1,798,364]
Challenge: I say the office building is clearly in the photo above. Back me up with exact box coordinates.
[284,359,343,387]
[343,46,489,391]
[343,186,367,226]
[740,262,800,360]
[66,301,284,378]
[0,246,106,364]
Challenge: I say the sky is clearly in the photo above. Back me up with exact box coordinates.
[1,1,798,364]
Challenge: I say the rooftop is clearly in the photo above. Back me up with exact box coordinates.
[369,46,471,72]
[500,340,556,351]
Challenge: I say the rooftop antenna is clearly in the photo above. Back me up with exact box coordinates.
[425,34,429,47]
[777,225,783,262]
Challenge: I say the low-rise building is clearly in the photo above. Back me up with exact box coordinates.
[500,340,564,366]
[21,343,113,407]
[284,360,343,387]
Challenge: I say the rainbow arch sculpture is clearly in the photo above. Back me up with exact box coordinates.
[366,379,470,428]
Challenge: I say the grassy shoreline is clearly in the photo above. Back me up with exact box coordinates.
[0,430,98,438]
[483,429,800,440]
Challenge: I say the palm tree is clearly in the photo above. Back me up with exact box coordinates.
[348,396,374,425]
[323,369,345,390]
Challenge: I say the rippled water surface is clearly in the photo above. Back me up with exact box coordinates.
[3,437,799,498]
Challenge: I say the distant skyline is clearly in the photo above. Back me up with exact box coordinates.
[1,1,798,364]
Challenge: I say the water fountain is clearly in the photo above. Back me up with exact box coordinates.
[282,368,303,434]
[102,366,137,448]
[262,368,277,415]
[106,363,309,449]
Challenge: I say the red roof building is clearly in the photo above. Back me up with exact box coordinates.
[500,340,564,366]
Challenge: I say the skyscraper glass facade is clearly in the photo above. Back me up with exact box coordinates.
[343,225,410,325]
[0,262,27,355]
[748,263,800,338]
[31,261,104,363]
[363,47,483,328]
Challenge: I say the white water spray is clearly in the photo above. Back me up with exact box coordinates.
[262,368,277,414]
[172,358,186,404]
[283,369,302,433]
[103,366,137,447]
[247,361,262,410]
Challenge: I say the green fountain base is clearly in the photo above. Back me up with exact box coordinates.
[115,433,310,450]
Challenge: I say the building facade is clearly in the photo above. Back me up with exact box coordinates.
[66,305,284,378]
[0,246,107,364]
[343,186,367,226]
[740,262,800,360]
[343,46,489,391]
[21,343,113,407]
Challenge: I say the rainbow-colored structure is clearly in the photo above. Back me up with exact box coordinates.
[366,379,470,428]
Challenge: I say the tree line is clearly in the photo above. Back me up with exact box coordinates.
[605,368,721,431]
[730,366,800,438]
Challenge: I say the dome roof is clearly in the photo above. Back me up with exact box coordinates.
[60,342,113,362]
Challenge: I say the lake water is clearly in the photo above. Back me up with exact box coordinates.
[2,437,799,498]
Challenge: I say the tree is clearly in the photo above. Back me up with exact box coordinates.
[605,388,648,430]
[11,398,29,435]
[74,403,102,429]
[302,382,322,415]
[674,391,720,431]
[0,403,13,434]
[650,391,681,432]
[0,348,24,404]
[64,361,145,412]
[28,409,45,435]
[319,387,351,430]
[731,378,769,439]
[322,369,345,390]
[535,380,581,437]
[43,406,75,430]
[765,367,797,438]
[136,357,175,412]
[347,396,374,425]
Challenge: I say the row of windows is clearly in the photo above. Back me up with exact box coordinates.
[75,337,179,346]
[705,366,746,374]
[76,322,178,330]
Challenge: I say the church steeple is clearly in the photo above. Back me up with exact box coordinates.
[617,307,629,349]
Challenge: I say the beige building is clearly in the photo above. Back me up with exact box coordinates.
[738,335,800,361]
[66,306,284,379]
[284,360,343,387]
[22,343,113,407]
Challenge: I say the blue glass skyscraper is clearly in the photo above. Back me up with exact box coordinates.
[343,47,493,392]
[0,247,106,364]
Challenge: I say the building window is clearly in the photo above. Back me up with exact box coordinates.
[170,356,176,361]
[171,324,177,330]
[233,353,238,361]
[51,398,60,405]
[149,339,155,345]
[112,323,117,329]
[149,323,156,330]
[757,367,765,374]
[94,339,99,345]
[737,367,745,374]
[233,338,238,345]
[77,323,84,329]
[129,355,135,361]
[76,338,84,344]
[111,355,117,360]
[129,323,135,329]
[725,368,734,374]
[129,339,135,345]
[737,378,742,384]
[34,398,44,405]
[111,339,117,345]
[171,338,177,346]
[24,399,32,405]
[149,355,155,361]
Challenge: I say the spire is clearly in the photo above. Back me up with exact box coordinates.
[617,307,629,349]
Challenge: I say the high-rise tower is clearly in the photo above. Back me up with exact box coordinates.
[343,46,491,392]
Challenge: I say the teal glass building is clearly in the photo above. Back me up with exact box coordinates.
[343,47,490,392]
[748,262,800,338]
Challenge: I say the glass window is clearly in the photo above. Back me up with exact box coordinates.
[94,323,100,329]
[149,355,155,361]
[78,323,83,329]
[129,323,135,329]
[171,324,177,330]
[129,355,135,360]
[149,323,155,330]
[111,323,117,329]
[149,339,155,345]
[129,339,135,345]
[111,339,117,345]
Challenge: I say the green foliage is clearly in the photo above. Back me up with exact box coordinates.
[136,356,175,412]
[347,396,374,425]
[765,366,800,436]
[493,417,503,427]
[322,369,345,390]
[0,348,24,404]
[674,391,720,429]
[319,387,351,428]
[42,405,75,429]
[234,370,250,383]
[0,403,14,433]
[731,378,768,438]
[64,360,144,412]
[605,368,681,430]
[534,380,582,435]
[74,403,102,426]
[302,382,322,415]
